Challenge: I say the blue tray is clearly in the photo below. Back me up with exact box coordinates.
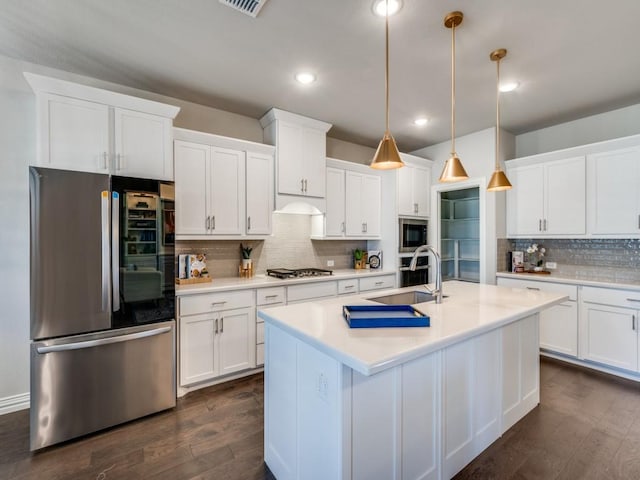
[343,305,430,328]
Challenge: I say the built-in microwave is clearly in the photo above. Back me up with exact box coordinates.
[399,218,428,252]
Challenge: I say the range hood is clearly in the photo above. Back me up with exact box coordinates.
[274,196,325,215]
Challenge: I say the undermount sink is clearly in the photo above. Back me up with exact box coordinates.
[367,290,447,305]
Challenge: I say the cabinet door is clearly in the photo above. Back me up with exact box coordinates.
[174,141,209,236]
[180,314,216,385]
[540,302,578,357]
[361,174,381,236]
[302,127,326,198]
[276,121,304,195]
[397,165,415,216]
[506,164,545,236]
[39,93,110,173]
[113,108,172,180]
[345,171,364,236]
[587,148,640,235]
[246,152,273,235]
[325,167,345,236]
[217,307,256,376]
[544,156,585,235]
[582,303,637,371]
[210,147,245,235]
[413,166,431,217]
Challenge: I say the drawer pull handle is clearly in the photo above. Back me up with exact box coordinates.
[344,285,355,289]
[633,315,636,331]
[265,295,278,299]
[526,287,540,291]
[215,318,219,334]
[375,281,384,286]
[211,301,227,306]
[626,298,640,303]
[221,317,224,333]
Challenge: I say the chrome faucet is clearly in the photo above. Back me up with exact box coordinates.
[409,245,443,304]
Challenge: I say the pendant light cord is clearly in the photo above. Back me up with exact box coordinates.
[384,0,390,135]
[495,56,500,170]
[451,21,456,156]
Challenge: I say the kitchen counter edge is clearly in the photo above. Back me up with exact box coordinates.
[496,271,640,292]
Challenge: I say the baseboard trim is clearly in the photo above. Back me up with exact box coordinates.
[0,392,30,415]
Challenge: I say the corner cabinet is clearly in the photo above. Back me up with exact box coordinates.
[173,129,274,240]
[398,154,432,218]
[260,108,332,209]
[25,73,179,180]
[312,158,382,239]
[506,155,586,237]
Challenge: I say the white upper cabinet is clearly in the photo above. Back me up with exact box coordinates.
[507,156,585,236]
[398,158,432,218]
[25,73,179,180]
[173,129,274,240]
[113,107,173,180]
[345,171,381,237]
[245,152,274,235]
[324,167,346,237]
[587,147,640,236]
[312,159,382,239]
[260,108,332,211]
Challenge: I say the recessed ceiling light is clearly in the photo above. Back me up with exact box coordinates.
[499,81,519,93]
[295,72,316,85]
[413,117,428,126]
[372,0,402,17]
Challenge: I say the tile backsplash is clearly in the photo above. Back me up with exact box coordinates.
[498,238,640,271]
[176,213,367,278]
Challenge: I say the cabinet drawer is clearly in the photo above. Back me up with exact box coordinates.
[359,274,395,292]
[338,279,359,295]
[256,286,286,306]
[287,281,337,303]
[582,286,640,308]
[256,322,265,344]
[179,290,254,316]
[496,277,577,301]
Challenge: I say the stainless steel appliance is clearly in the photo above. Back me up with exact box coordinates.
[29,167,176,451]
[399,254,429,287]
[399,218,428,253]
[266,267,333,279]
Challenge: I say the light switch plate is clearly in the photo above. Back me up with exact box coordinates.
[546,261,557,269]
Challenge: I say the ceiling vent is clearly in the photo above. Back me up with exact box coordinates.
[219,0,269,17]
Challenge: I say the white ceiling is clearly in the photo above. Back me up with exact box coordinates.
[2,0,640,152]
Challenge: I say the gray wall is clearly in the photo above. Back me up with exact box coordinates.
[515,103,640,158]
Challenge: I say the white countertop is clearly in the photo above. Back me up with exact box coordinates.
[258,281,566,376]
[496,268,640,292]
[175,268,396,296]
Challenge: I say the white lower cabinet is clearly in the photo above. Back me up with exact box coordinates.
[497,277,578,357]
[179,291,255,387]
[256,286,286,366]
[581,286,640,372]
[358,273,395,292]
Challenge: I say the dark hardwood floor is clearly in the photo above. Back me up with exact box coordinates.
[1,358,640,479]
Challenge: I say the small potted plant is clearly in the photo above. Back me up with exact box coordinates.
[353,248,367,269]
[240,243,253,269]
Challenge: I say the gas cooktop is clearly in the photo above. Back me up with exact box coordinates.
[266,268,333,279]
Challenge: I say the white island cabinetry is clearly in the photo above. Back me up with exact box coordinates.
[262,282,564,480]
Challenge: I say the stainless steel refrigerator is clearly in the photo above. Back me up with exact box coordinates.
[29,167,176,450]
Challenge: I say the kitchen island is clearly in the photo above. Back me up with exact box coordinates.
[258,281,567,480]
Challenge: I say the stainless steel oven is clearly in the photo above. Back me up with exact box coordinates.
[399,218,428,253]
[399,254,429,287]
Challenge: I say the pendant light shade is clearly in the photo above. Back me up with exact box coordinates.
[439,11,468,183]
[370,0,404,170]
[487,48,512,192]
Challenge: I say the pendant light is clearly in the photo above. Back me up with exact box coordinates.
[370,0,404,170]
[439,11,468,183]
[487,48,513,191]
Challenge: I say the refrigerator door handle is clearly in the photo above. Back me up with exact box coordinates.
[101,191,110,312]
[36,326,172,354]
[112,192,121,312]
